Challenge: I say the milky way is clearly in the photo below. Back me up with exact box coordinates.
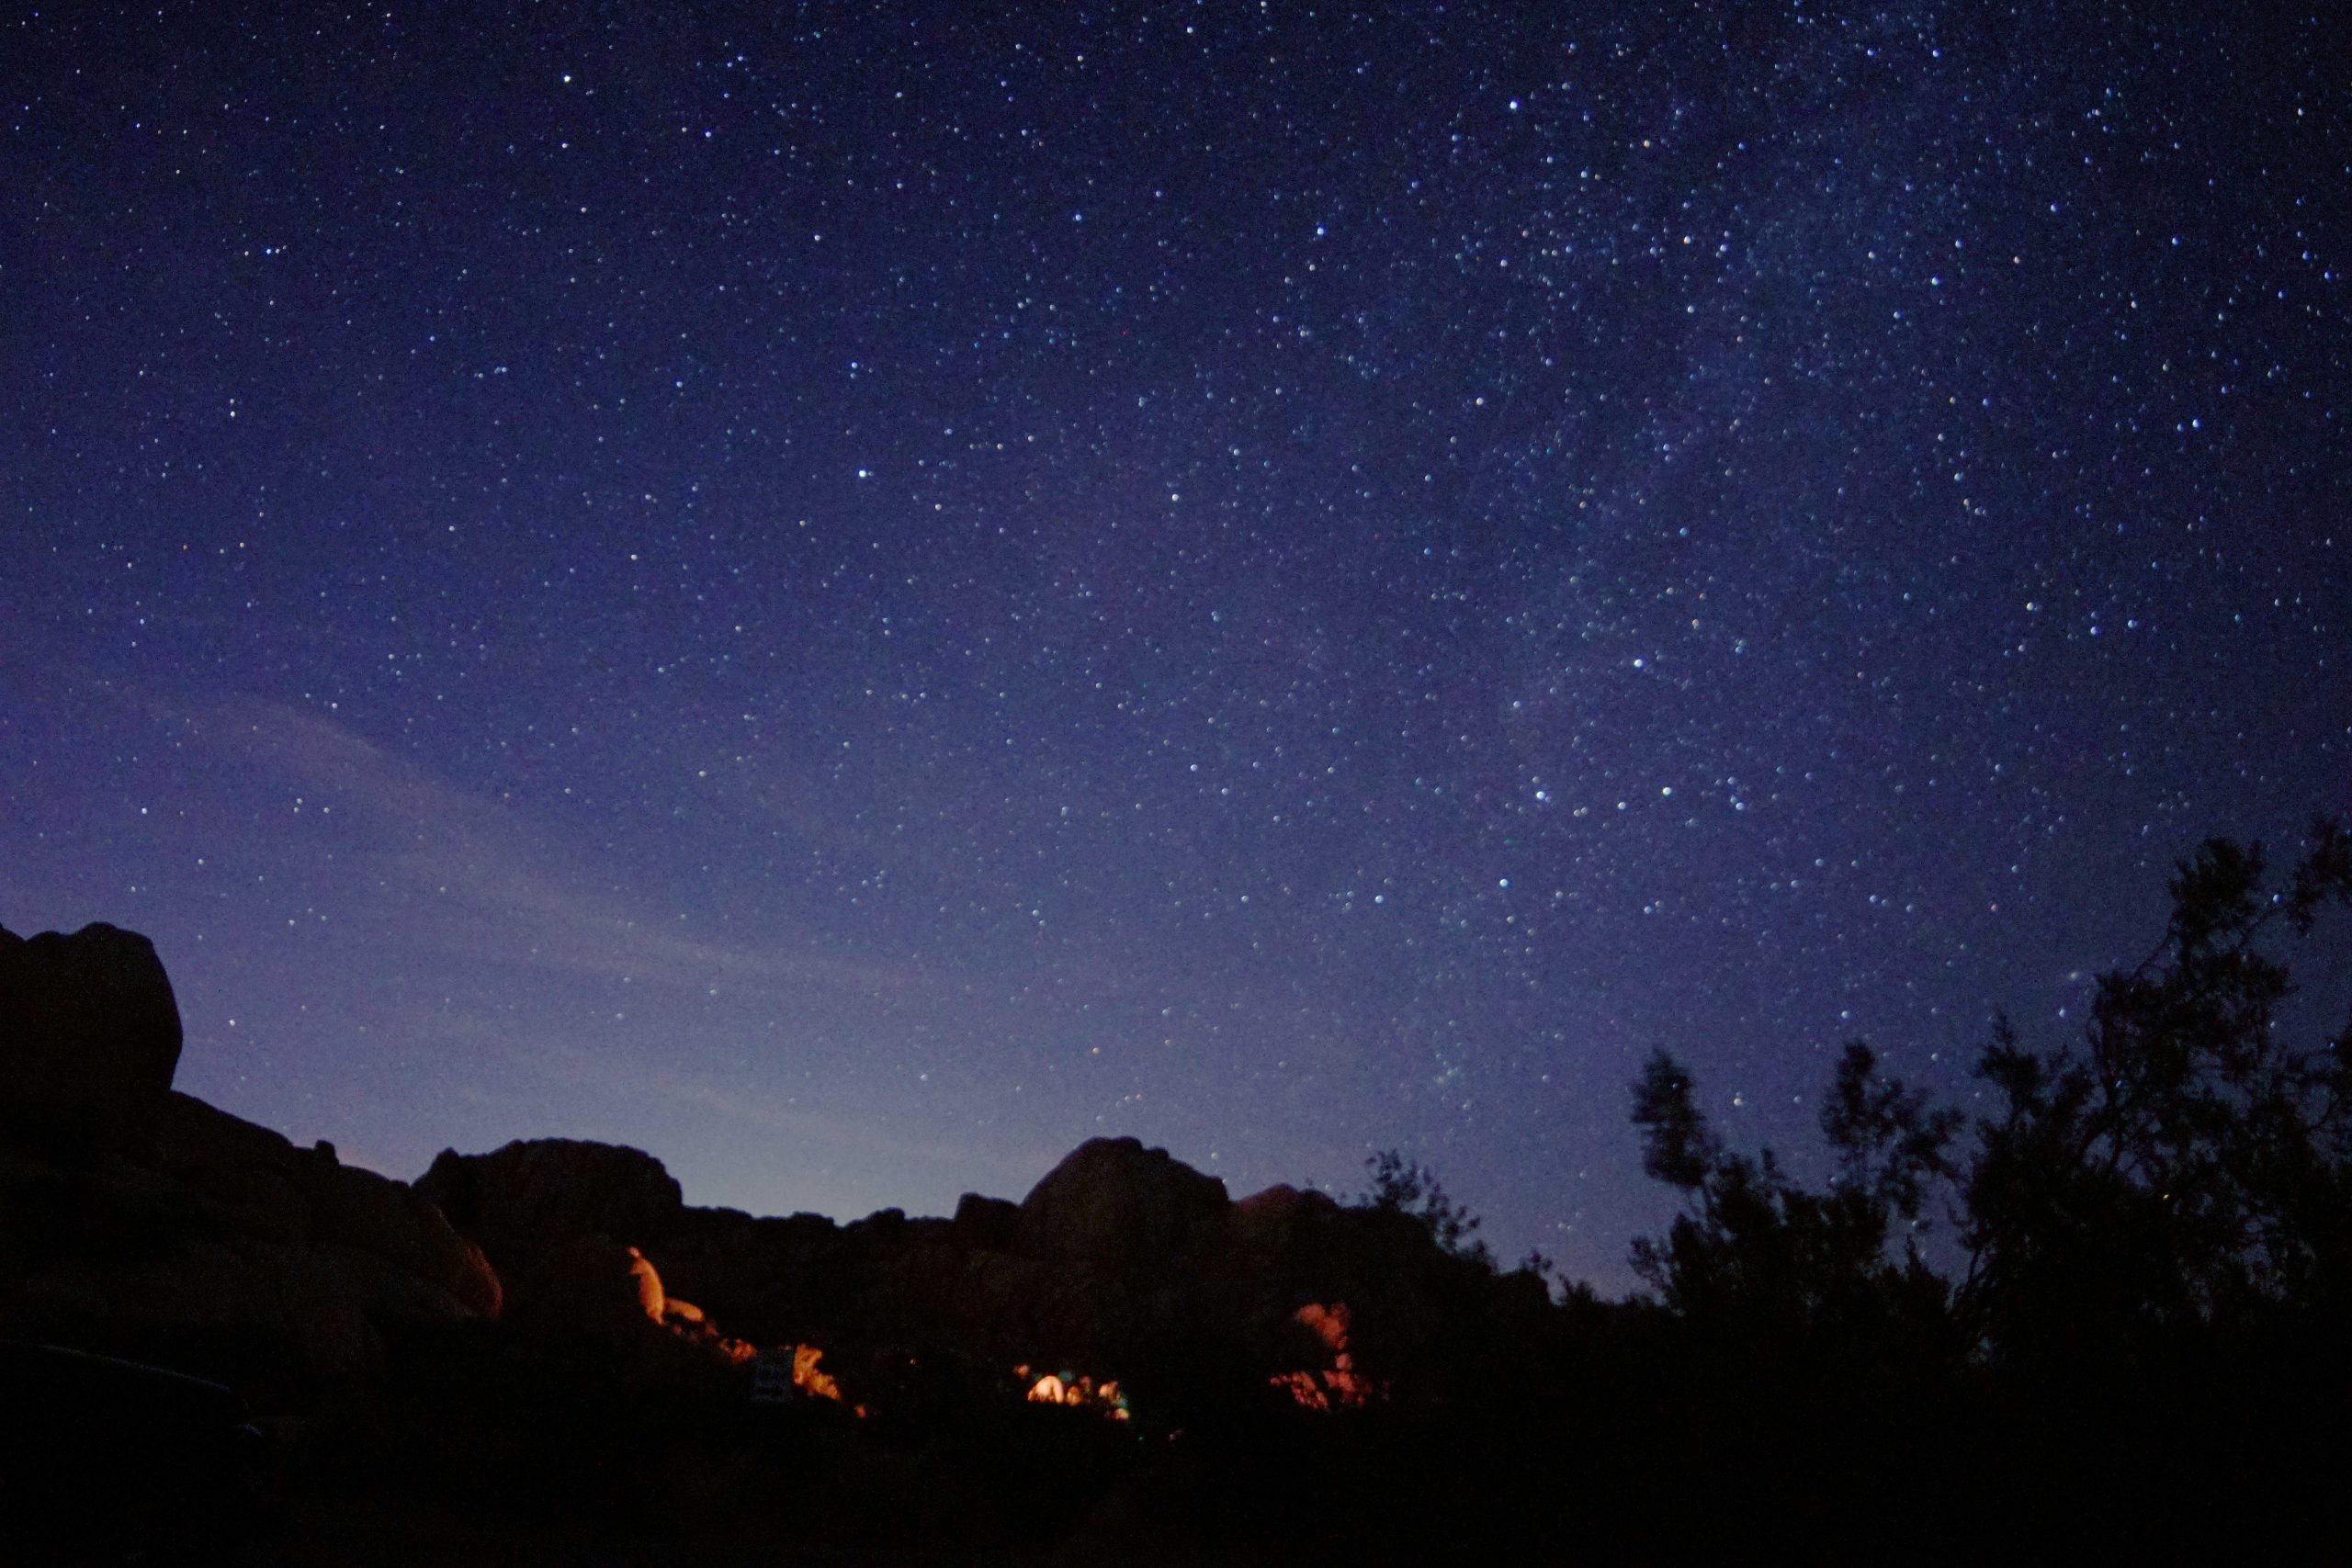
[5,3,2343,1287]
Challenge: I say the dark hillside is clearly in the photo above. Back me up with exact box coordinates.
[4,890,2346,1562]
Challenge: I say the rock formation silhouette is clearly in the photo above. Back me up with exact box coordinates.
[1,917,1533,1418]
[7,905,2341,1562]
[0,921,498,1384]
[0,920,182,1130]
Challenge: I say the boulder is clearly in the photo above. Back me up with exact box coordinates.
[506,1235,664,1339]
[144,1094,501,1320]
[501,1237,750,1381]
[1,1083,505,1382]
[0,921,183,1123]
[146,1094,314,1246]
[1015,1136,1229,1266]
[1233,1181,1343,1236]
[652,1210,854,1348]
[312,1160,501,1319]
[413,1137,684,1270]
[277,1242,486,1374]
[952,1191,1022,1251]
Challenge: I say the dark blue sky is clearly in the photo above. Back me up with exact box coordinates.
[6,1,2343,1290]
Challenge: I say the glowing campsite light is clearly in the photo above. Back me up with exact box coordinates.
[1272,1301,1375,1411]
[792,1344,844,1404]
[748,1343,865,1416]
[621,1246,761,1362]
[1017,1366,1132,1420]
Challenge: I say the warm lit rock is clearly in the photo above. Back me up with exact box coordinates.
[1273,1301,1374,1411]
[628,1246,665,1319]
[791,1342,844,1403]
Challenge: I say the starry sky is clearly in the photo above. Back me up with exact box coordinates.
[4,2,2344,1291]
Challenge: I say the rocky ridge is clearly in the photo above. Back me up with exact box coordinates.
[1,922,502,1385]
[1,919,1548,1418]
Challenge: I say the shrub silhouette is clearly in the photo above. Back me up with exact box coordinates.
[1629,1042,1958,1362]
[1356,1148,1493,1268]
[1633,818,2352,1374]
[1961,820,2352,1370]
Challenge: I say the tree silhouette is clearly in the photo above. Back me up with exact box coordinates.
[1628,1043,1955,1352]
[1959,820,2352,1367]
[1630,818,2352,1373]
[1358,1149,1492,1266]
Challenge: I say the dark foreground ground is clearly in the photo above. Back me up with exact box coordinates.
[13,1315,2346,1566]
[6,914,2346,1563]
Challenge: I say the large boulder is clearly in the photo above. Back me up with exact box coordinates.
[311,1156,502,1320]
[0,911,504,1381]
[144,1094,499,1315]
[413,1138,684,1272]
[1015,1136,1229,1266]
[1232,1181,1343,1236]
[1,1086,505,1380]
[951,1191,1022,1251]
[0,922,183,1124]
[507,1236,666,1338]
[651,1209,857,1348]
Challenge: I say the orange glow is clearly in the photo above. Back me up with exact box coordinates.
[634,1267,757,1361]
[1272,1301,1375,1411]
[791,1343,845,1404]
[1020,1367,1132,1420]
[627,1247,666,1320]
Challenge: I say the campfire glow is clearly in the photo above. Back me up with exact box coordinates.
[1272,1302,1374,1411]
[1017,1366,1132,1420]
[791,1344,847,1404]
[634,1248,758,1361]
[627,1247,665,1318]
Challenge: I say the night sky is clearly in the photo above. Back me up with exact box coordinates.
[5,2,2344,1291]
